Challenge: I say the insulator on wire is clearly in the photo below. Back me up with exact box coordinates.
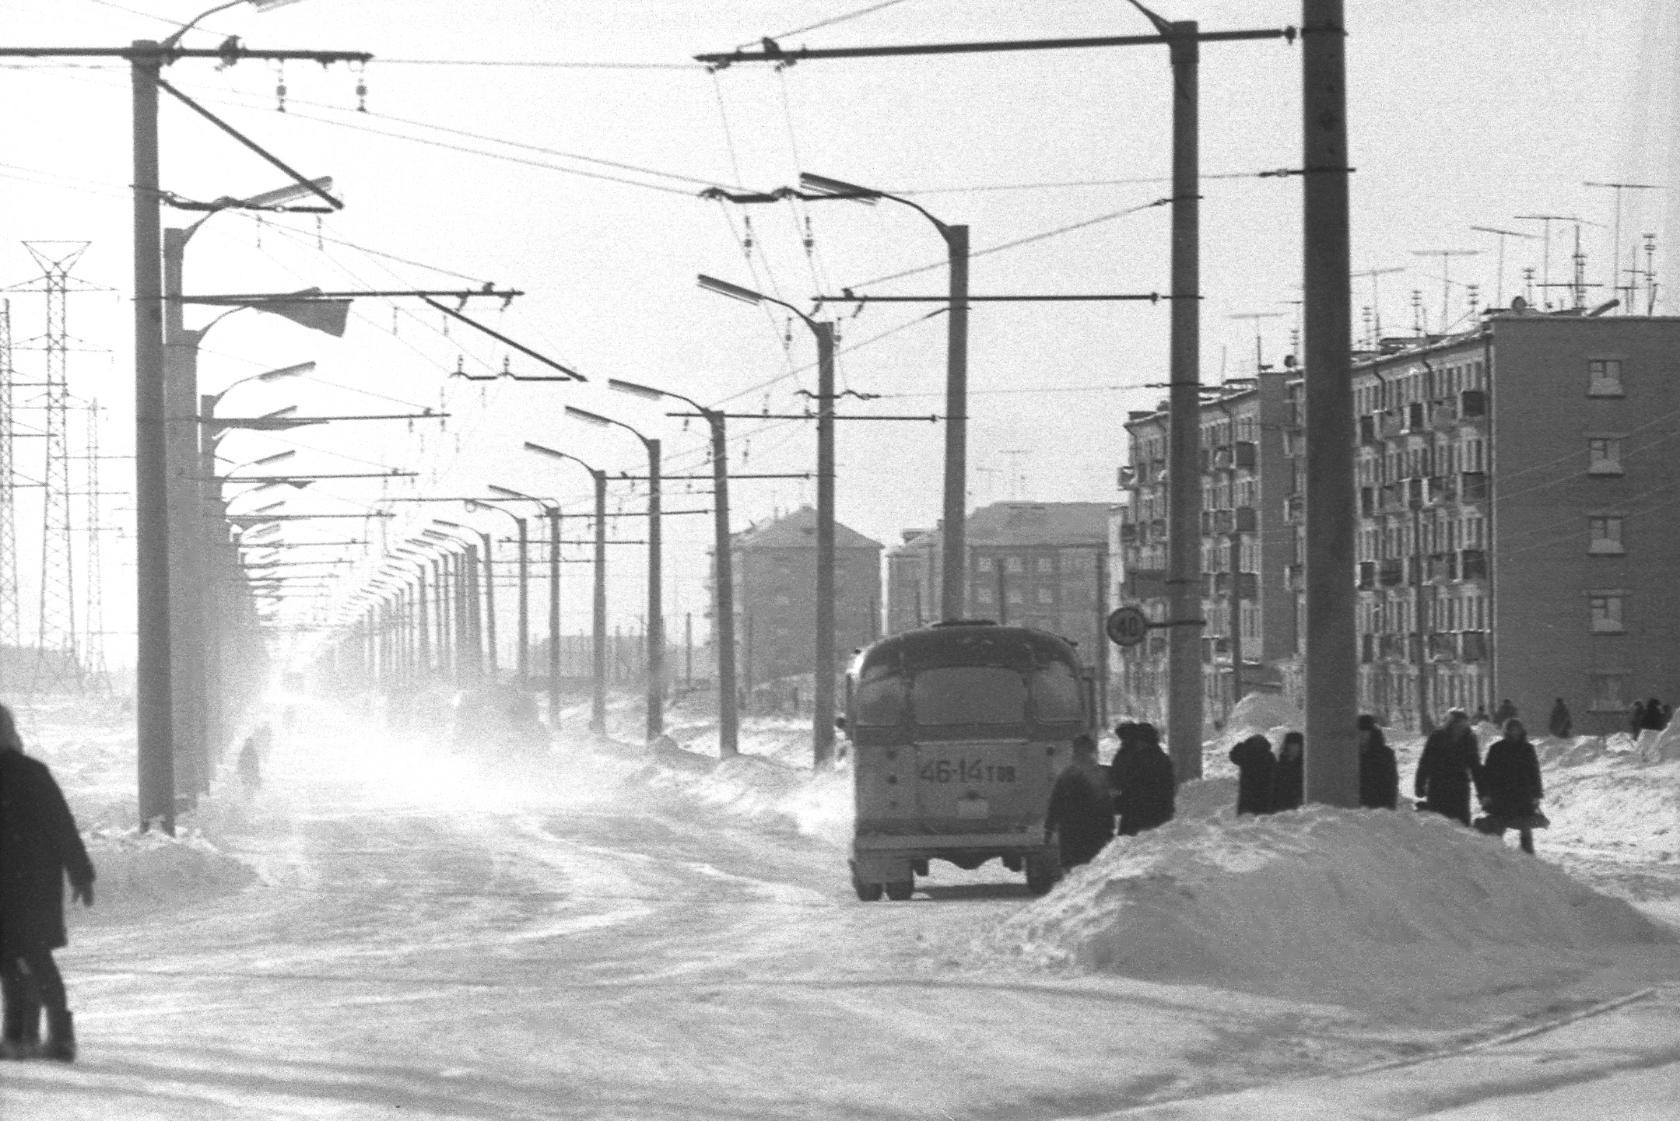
[392,307,399,335]
[803,215,815,255]
[454,355,464,376]
[274,63,287,112]
[353,62,368,112]
[741,215,755,255]
[315,215,323,249]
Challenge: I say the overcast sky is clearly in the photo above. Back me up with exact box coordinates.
[1,1,1674,662]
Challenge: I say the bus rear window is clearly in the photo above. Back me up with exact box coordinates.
[854,677,908,726]
[911,666,1028,726]
[1030,661,1083,723]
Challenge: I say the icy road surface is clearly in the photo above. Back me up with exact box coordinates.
[2,702,1677,1120]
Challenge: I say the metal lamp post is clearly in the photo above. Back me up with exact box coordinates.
[512,453,609,736]
[796,172,969,622]
[697,273,838,769]
[605,377,739,758]
[486,484,565,730]
[558,409,664,743]
[435,519,497,677]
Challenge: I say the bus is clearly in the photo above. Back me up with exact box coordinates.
[838,620,1094,900]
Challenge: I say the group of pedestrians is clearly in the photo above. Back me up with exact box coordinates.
[1228,718,1399,816]
[1630,697,1671,735]
[1416,707,1546,853]
[1044,722,1176,871]
[0,703,94,1062]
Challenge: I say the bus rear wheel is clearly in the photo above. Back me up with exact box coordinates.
[1025,852,1062,895]
[884,878,915,901]
[850,863,884,902]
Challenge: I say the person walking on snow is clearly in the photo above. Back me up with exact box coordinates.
[0,703,95,1062]
[1476,718,1545,854]
[1415,708,1482,826]
[1491,698,1518,725]
[1115,723,1175,835]
[1270,731,1305,812]
[1227,733,1275,815]
[1357,715,1399,809]
[1045,734,1115,870]
[1639,696,1667,732]
[1547,697,1572,739]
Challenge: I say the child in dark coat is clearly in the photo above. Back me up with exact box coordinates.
[1228,734,1275,815]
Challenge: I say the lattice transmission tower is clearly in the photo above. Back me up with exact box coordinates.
[24,241,90,693]
[0,299,19,684]
[80,398,115,695]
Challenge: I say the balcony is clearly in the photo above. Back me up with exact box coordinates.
[1234,505,1257,532]
[1379,559,1405,587]
[1288,562,1307,591]
[1460,549,1488,581]
[1235,441,1257,469]
[1460,472,1488,502]
[1357,561,1376,591]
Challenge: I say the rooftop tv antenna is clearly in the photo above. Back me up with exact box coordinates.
[1001,449,1031,500]
[1228,311,1283,372]
[1411,249,1480,332]
[1583,181,1664,315]
[1514,214,1604,309]
[1351,266,1404,344]
[1469,226,1539,309]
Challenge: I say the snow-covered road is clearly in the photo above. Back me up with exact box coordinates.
[2,699,1677,1119]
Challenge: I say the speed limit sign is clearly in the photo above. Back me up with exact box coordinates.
[1105,605,1150,647]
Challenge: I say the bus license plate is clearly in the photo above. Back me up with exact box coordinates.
[917,758,1018,784]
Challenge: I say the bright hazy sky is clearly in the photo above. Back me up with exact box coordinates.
[1,0,1674,661]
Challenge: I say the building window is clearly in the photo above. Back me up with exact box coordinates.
[1035,556,1055,574]
[975,586,994,605]
[1589,672,1630,712]
[1007,587,1024,605]
[976,555,994,573]
[1006,556,1024,574]
[774,593,791,607]
[1588,515,1625,555]
[1035,586,1054,605]
[1588,437,1624,475]
[1588,358,1624,397]
[1589,592,1625,633]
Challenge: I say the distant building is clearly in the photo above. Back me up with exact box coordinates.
[1118,370,1296,725]
[885,501,1111,667]
[731,506,882,697]
[1119,308,1680,735]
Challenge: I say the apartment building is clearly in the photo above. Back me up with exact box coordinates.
[883,501,1110,666]
[1119,307,1680,734]
[1117,369,1297,724]
[731,506,882,693]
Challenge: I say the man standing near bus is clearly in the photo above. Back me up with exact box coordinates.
[1045,734,1114,870]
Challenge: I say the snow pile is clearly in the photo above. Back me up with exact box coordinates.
[985,804,1675,1009]
[76,824,257,918]
[630,729,853,848]
[1223,690,1303,737]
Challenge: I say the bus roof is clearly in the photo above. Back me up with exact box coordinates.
[851,622,1082,676]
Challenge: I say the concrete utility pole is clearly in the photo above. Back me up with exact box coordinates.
[1301,0,1359,806]
[1162,18,1206,784]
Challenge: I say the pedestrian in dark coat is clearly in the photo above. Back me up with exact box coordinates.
[1547,697,1572,739]
[1491,698,1518,726]
[0,703,95,1062]
[1107,722,1141,815]
[1476,718,1545,854]
[1116,723,1175,835]
[1270,731,1305,812]
[1045,734,1115,870]
[1639,696,1667,731]
[1415,708,1482,826]
[1227,734,1274,815]
[1357,715,1399,809]
[1629,700,1646,735]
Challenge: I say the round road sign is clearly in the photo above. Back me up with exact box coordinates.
[1105,606,1150,647]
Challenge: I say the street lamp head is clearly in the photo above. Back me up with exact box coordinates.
[798,171,881,204]
[241,450,298,471]
[696,274,764,305]
[487,483,532,502]
[433,518,466,531]
[257,361,316,383]
[564,405,614,429]
[607,377,667,402]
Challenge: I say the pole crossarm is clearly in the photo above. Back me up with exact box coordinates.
[0,47,373,62]
[186,289,521,302]
[695,27,1294,67]
[418,296,583,381]
[202,412,444,431]
[815,293,1175,303]
[203,471,418,481]
[155,78,342,210]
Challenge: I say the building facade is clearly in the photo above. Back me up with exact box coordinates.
[1119,310,1680,734]
[1117,370,1296,725]
[884,502,1111,669]
[731,506,882,698]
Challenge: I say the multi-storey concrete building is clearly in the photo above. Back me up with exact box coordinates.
[731,505,882,695]
[1117,369,1297,724]
[1120,308,1680,735]
[883,501,1110,667]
